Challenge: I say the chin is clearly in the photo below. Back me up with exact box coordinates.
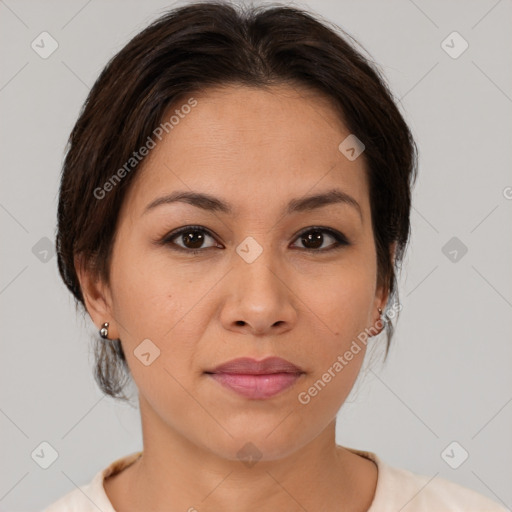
[195,422,311,464]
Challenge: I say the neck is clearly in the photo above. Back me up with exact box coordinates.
[105,396,377,512]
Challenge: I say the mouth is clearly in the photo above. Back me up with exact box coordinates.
[205,372,304,399]
[204,356,305,400]
[205,356,304,375]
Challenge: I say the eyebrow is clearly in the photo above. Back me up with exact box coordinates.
[143,188,362,219]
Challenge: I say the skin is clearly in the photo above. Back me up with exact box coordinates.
[77,84,390,512]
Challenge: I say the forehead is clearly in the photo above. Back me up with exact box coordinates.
[124,84,369,219]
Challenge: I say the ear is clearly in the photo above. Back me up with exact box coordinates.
[372,241,397,322]
[374,283,389,308]
[74,254,120,339]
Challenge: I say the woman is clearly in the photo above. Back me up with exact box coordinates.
[44,1,506,510]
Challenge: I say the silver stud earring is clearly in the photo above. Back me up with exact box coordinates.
[378,307,388,325]
[99,322,109,339]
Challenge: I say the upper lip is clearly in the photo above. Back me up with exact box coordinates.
[205,357,304,375]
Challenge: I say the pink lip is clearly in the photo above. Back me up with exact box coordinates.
[207,372,303,399]
[206,356,303,375]
[205,357,305,399]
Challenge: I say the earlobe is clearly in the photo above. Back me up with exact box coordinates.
[74,254,118,338]
[371,242,397,333]
[375,241,397,312]
[372,277,390,334]
[374,279,390,315]
[376,306,387,335]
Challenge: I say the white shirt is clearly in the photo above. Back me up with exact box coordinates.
[42,447,508,511]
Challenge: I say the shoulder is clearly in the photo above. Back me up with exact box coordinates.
[42,474,107,512]
[42,451,142,512]
[347,447,508,512]
[378,462,508,511]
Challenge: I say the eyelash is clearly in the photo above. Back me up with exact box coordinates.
[159,225,350,255]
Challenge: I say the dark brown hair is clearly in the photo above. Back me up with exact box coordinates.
[56,0,418,401]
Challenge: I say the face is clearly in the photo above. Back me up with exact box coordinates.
[80,84,387,461]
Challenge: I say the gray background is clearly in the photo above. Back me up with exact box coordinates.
[1,0,511,510]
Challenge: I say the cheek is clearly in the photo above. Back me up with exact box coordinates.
[108,253,198,401]
[108,242,217,376]
[293,276,373,420]
[291,258,376,400]
[295,260,376,338]
[110,240,190,325]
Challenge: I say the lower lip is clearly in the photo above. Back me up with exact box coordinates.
[207,372,303,399]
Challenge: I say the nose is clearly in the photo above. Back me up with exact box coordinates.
[220,248,298,337]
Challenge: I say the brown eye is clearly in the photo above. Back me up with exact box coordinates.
[178,229,208,249]
[292,227,349,252]
[164,226,220,253]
